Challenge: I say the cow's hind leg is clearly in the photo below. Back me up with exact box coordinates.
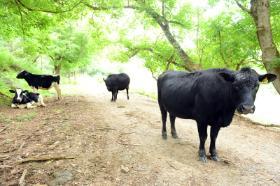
[115,90,118,101]
[209,126,220,161]
[170,114,178,138]
[197,123,208,163]
[159,104,167,139]
[53,83,62,100]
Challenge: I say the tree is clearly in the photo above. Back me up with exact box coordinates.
[46,26,91,75]
[84,0,200,71]
[192,12,259,70]
[235,0,280,94]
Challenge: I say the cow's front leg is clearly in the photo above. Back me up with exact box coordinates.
[114,90,118,101]
[126,87,129,100]
[111,92,114,101]
[197,123,208,163]
[209,126,220,161]
[38,95,46,107]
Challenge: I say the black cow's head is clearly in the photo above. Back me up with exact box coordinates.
[9,89,28,103]
[220,67,277,114]
[103,78,112,91]
[16,70,29,79]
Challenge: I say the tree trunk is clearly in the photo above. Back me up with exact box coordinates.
[144,7,200,71]
[54,64,61,75]
[250,0,280,94]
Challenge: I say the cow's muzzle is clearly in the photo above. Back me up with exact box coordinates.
[237,104,255,114]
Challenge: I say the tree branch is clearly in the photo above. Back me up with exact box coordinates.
[84,1,195,71]
[16,0,82,14]
[168,20,187,27]
[234,0,251,14]
[83,2,139,11]
[15,0,25,36]
[217,30,228,67]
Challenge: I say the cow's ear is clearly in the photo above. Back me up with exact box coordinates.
[9,90,15,93]
[219,72,235,82]
[22,90,28,93]
[259,74,277,84]
[103,78,106,82]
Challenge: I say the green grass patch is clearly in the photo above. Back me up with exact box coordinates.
[135,90,157,100]
[0,114,12,124]
[14,112,36,122]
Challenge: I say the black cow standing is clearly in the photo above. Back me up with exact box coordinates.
[157,67,276,162]
[16,70,62,100]
[104,73,130,102]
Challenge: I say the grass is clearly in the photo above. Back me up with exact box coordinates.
[14,112,36,122]
[135,89,157,100]
[0,114,12,124]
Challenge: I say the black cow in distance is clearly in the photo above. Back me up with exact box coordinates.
[104,73,130,102]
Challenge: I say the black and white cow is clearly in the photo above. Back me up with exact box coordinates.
[16,70,61,100]
[157,67,277,162]
[103,73,130,102]
[9,88,46,109]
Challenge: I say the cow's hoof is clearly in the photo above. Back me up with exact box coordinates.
[199,156,207,163]
[171,132,178,139]
[199,150,207,163]
[210,155,219,161]
[162,132,167,140]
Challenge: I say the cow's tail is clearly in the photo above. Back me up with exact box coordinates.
[157,72,165,102]
[54,75,60,84]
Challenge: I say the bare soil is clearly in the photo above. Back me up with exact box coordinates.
[0,90,280,185]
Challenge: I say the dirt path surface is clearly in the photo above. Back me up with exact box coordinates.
[0,87,280,185]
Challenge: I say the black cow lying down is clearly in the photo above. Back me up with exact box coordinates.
[9,88,46,109]
[103,73,130,102]
[16,70,62,100]
[157,67,277,162]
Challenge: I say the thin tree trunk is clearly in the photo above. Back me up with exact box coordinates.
[54,64,61,75]
[250,0,280,94]
[144,7,199,71]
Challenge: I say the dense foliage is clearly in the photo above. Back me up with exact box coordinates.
[1,0,280,98]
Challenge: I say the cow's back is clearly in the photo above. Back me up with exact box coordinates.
[157,71,200,119]
[157,70,236,124]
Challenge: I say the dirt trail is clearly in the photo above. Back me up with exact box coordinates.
[0,87,279,185]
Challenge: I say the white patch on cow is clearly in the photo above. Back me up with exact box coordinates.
[15,88,23,102]
[11,103,17,108]
[18,104,27,109]
[26,102,36,109]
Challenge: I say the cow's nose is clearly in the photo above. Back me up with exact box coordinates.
[240,104,255,114]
